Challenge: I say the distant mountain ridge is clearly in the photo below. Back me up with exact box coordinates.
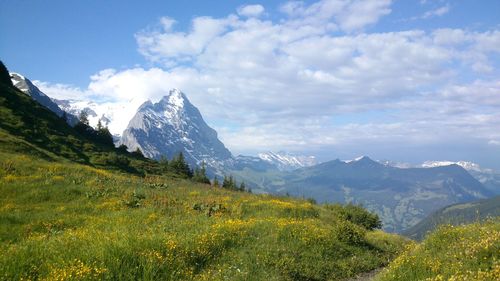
[258,151,318,171]
[266,156,493,232]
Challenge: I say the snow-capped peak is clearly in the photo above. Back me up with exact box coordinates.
[10,72,26,83]
[421,161,484,172]
[344,156,370,163]
[161,88,185,109]
[10,72,38,94]
[120,88,233,170]
[258,151,317,171]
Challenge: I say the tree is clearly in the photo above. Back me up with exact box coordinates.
[213,176,220,188]
[159,155,169,172]
[78,111,89,126]
[170,152,192,178]
[222,175,237,190]
[193,162,210,184]
[95,120,114,146]
[117,144,128,153]
[239,181,246,192]
[132,148,144,158]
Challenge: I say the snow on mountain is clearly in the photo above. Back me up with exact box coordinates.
[343,156,369,164]
[119,89,233,171]
[421,161,485,172]
[421,161,500,195]
[378,160,413,169]
[51,96,147,140]
[258,151,317,171]
[10,73,78,125]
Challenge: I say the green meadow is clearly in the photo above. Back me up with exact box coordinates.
[0,151,407,281]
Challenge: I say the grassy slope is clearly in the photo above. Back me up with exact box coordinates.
[0,81,162,175]
[0,65,408,280]
[404,196,500,241]
[0,151,408,281]
[376,220,500,281]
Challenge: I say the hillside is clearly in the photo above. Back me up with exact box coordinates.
[404,196,500,240]
[376,220,500,281]
[0,151,411,280]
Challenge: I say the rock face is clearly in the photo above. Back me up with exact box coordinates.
[119,89,233,170]
[10,73,78,125]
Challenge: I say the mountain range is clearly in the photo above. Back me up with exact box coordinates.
[264,156,492,232]
[10,71,499,232]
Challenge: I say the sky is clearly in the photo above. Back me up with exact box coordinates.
[1,0,500,168]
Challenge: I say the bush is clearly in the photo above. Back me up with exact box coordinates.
[93,153,130,168]
[326,203,382,230]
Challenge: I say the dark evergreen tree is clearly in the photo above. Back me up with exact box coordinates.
[222,175,230,189]
[132,147,144,158]
[79,111,89,126]
[170,152,192,178]
[117,144,128,153]
[95,120,114,146]
[159,155,169,172]
[222,175,237,190]
[193,162,210,184]
[239,181,246,192]
[213,176,220,188]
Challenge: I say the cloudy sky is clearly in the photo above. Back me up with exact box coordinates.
[1,0,500,168]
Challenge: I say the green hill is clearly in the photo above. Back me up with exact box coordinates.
[0,61,408,280]
[403,196,500,241]
[376,220,500,281]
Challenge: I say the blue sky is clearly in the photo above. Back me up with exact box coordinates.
[1,0,500,168]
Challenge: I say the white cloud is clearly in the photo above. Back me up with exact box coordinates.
[422,4,450,19]
[135,15,236,65]
[279,0,392,32]
[237,4,265,17]
[35,0,500,162]
[34,81,90,100]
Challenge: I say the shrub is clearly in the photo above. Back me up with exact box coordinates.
[326,203,382,230]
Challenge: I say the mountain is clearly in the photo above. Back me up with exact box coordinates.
[258,151,318,171]
[10,73,78,125]
[421,160,483,171]
[266,156,492,232]
[1,67,161,175]
[421,161,500,195]
[119,89,233,171]
[403,195,500,240]
[53,98,110,127]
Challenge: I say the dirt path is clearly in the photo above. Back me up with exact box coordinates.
[346,268,383,281]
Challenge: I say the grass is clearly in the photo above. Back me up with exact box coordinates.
[376,220,500,281]
[0,151,409,281]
